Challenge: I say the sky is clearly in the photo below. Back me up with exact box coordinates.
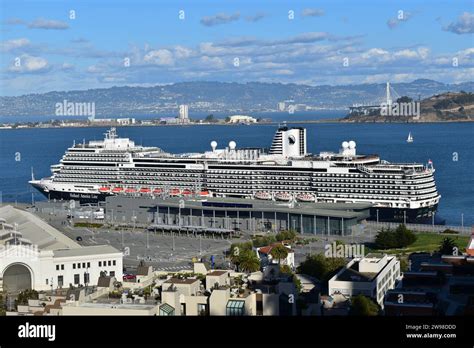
[0,0,473,96]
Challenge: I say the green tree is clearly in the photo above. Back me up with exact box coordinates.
[204,114,217,123]
[297,254,346,281]
[276,229,297,242]
[229,242,252,264]
[349,294,380,316]
[238,250,260,273]
[16,289,39,307]
[374,225,416,249]
[395,224,417,247]
[374,228,397,249]
[252,235,276,247]
[280,265,292,275]
[439,237,457,255]
[270,244,289,265]
[396,96,413,103]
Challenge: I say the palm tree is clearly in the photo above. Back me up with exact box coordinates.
[439,237,457,255]
[270,244,289,265]
[238,250,260,273]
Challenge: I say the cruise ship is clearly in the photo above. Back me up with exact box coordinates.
[30,127,441,222]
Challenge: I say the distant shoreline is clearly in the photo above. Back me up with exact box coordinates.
[1,118,474,131]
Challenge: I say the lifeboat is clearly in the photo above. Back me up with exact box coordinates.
[125,188,136,193]
[182,189,192,195]
[99,187,110,193]
[170,188,181,196]
[139,187,151,193]
[275,192,292,201]
[153,188,163,194]
[255,191,272,200]
[112,187,124,193]
[199,190,210,197]
[296,193,315,202]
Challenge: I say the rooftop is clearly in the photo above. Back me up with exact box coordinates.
[0,205,80,250]
[207,270,228,276]
[164,277,200,285]
[53,245,121,258]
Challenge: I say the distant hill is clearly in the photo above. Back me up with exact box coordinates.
[342,91,474,122]
[0,79,473,117]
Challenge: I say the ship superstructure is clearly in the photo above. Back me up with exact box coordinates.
[30,127,441,221]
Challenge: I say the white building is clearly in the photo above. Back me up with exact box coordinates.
[255,243,295,269]
[228,115,257,124]
[0,205,123,293]
[116,118,136,125]
[278,102,286,112]
[328,253,400,308]
[178,104,189,123]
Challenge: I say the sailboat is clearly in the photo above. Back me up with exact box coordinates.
[406,132,414,143]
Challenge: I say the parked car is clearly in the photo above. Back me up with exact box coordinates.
[123,274,136,281]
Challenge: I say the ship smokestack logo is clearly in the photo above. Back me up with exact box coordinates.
[55,99,95,118]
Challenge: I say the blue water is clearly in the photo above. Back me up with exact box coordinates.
[0,123,473,225]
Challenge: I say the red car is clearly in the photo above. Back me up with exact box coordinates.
[122,274,136,281]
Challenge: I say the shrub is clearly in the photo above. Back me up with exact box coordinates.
[374,225,417,249]
[297,254,346,281]
[349,295,380,316]
[441,229,458,235]
[276,229,297,242]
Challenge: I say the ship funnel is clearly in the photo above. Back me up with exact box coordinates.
[211,141,217,152]
[229,141,236,150]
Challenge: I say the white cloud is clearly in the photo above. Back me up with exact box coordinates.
[443,12,474,34]
[301,9,325,18]
[199,56,225,69]
[200,12,240,27]
[0,38,30,52]
[28,18,69,30]
[143,49,174,65]
[9,54,48,72]
[387,11,414,29]
[174,46,193,59]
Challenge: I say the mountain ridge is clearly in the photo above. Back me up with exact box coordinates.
[1,79,473,117]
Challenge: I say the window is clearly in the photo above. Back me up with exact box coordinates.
[99,261,102,267]
[58,276,64,288]
[198,303,207,316]
[61,265,64,270]
[108,261,111,266]
[82,263,86,268]
[73,264,76,269]
[87,262,90,268]
[226,300,245,316]
[45,279,48,285]
[113,260,116,266]
[78,263,81,269]
[159,303,175,316]
[84,273,90,284]
[74,274,80,285]
[56,265,59,271]
[110,271,115,277]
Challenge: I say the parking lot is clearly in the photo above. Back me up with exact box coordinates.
[60,225,236,270]
[31,202,381,272]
